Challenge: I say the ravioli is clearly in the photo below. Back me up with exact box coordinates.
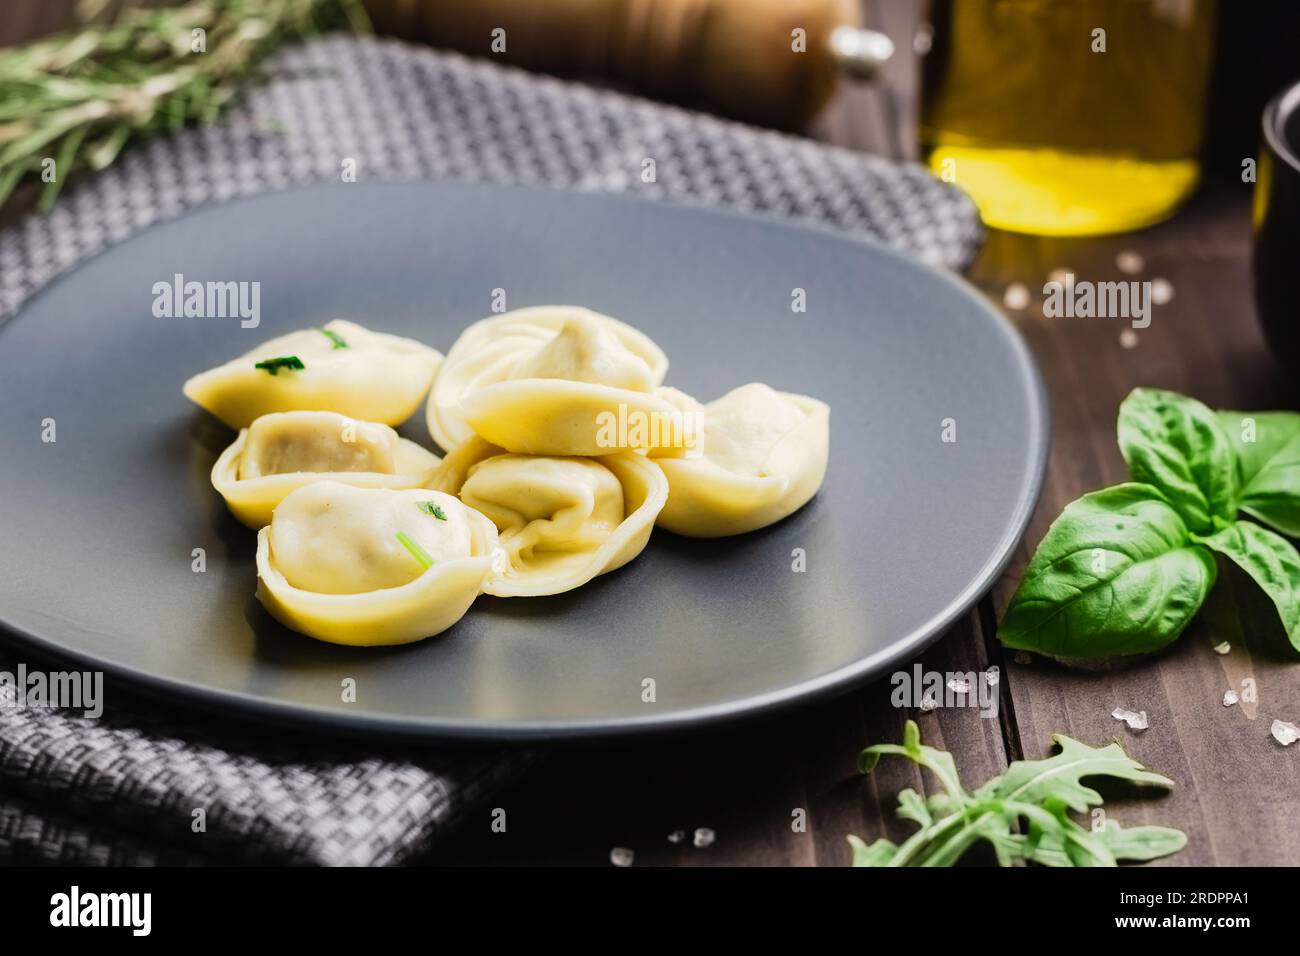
[255,482,499,645]
[655,383,830,537]
[211,411,441,528]
[430,437,669,596]
[426,306,695,456]
[184,319,441,428]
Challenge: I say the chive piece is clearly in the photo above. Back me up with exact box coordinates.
[395,532,433,570]
[318,327,349,349]
[417,501,448,520]
[253,355,304,376]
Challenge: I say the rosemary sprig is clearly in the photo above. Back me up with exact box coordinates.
[0,0,370,211]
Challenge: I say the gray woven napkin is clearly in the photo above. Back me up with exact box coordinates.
[0,35,982,865]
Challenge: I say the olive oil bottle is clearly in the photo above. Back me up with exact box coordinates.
[920,0,1216,236]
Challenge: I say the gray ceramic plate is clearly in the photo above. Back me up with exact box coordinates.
[0,182,1047,739]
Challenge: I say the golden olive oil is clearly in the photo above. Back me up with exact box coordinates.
[921,0,1216,236]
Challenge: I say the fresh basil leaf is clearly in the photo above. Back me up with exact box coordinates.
[1217,409,1300,538]
[976,733,1174,811]
[1118,388,1238,532]
[1201,548,1297,655]
[999,484,1217,657]
[1199,520,1300,653]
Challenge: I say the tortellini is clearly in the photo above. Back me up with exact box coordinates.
[655,383,830,537]
[187,302,831,649]
[184,319,441,428]
[426,306,696,456]
[211,411,441,528]
[430,437,669,597]
[255,482,499,645]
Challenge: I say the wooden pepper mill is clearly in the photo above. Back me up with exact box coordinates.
[363,0,893,128]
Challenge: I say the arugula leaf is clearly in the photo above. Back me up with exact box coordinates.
[1118,388,1238,532]
[846,835,898,866]
[859,718,966,804]
[253,355,304,376]
[1035,799,1115,867]
[996,820,1186,867]
[848,721,1186,868]
[1199,520,1300,653]
[999,484,1217,657]
[1093,820,1188,861]
[975,733,1174,810]
[896,789,932,828]
[1217,410,1300,538]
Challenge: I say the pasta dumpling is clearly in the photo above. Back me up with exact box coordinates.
[184,319,441,428]
[431,437,669,597]
[655,383,830,537]
[426,306,695,456]
[256,482,499,645]
[211,411,441,528]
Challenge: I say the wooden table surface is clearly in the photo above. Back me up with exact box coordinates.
[4,2,1297,867]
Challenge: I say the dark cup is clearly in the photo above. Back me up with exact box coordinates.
[1255,81,1300,376]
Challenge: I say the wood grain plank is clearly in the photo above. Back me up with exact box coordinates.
[0,0,79,48]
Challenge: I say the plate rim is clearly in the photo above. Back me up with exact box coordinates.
[0,180,1050,740]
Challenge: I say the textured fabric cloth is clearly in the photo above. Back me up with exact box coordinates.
[0,35,982,865]
[0,677,536,865]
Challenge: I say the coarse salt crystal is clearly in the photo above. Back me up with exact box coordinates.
[947,677,971,694]
[1271,720,1299,746]
[1112,707,1149,731]
[1151,278,1174,305]
[1223,690,1239,707]
[1119,329,1139,349]
[667,830,685,844]
[1116,251,1145,275]
[1002,283,1031,311]
[693,828,716,849]
[1213,642,1231,655]
[610,847,635,867]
